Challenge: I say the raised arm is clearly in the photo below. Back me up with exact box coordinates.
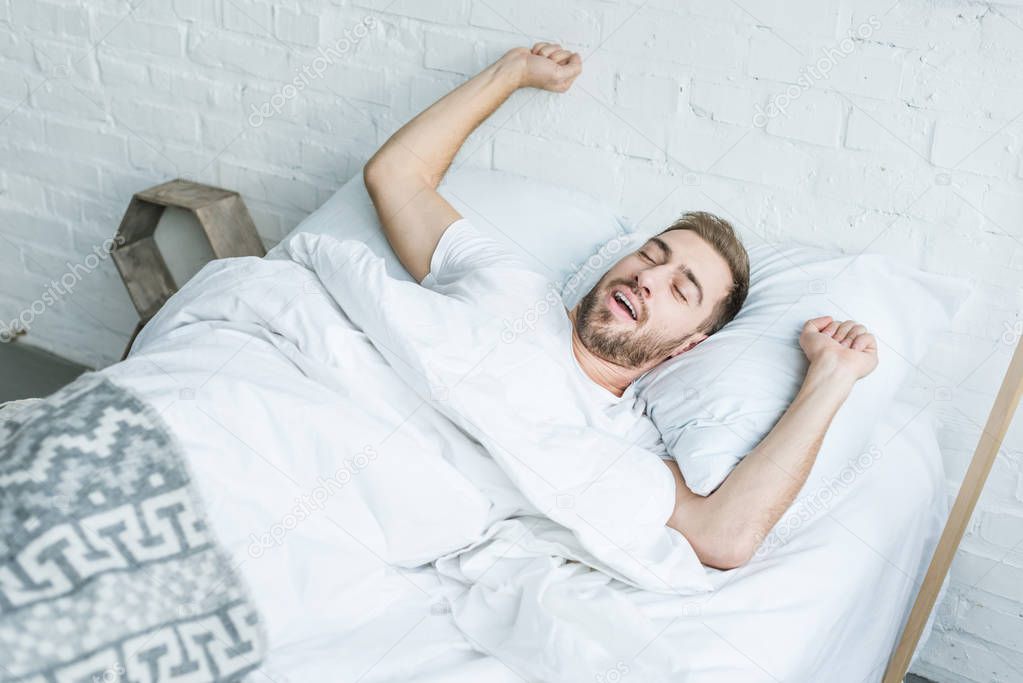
[666,316,879,569]
[363,43,582,282]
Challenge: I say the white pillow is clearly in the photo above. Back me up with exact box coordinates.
[627,240,971,496]
[272,168,626,290]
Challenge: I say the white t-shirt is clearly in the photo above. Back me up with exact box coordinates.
[421,218,669,458]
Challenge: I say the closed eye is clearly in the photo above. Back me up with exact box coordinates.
[640,249,688,302]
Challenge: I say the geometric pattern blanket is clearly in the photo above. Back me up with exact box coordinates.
[0,373,265,682]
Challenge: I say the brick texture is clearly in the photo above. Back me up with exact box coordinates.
[1,4,1022,681]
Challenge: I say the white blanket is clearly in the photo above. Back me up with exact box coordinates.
[103,235,945,682]
[282,232,709,590]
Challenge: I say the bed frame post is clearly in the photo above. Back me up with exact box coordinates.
[882,334,1023,683]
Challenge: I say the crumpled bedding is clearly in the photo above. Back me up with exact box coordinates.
[100,232,947,682]
[281,232,709,594]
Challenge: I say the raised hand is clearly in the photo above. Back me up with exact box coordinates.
[799,315,879,381]
[503,42,582,93]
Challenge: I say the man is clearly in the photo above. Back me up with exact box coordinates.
[363,43,878,570]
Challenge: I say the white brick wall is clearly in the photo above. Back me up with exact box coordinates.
[1,2,1022,679]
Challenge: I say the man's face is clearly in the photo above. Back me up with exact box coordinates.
[574,230,734,370]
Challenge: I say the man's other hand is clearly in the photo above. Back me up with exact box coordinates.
[800,316,879,381]
[504,43,582,93]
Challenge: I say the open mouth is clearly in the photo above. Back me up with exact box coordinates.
[611,288,638,321]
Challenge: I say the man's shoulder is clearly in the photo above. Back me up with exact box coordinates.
[425,218,558,303]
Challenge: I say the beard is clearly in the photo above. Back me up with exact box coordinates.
[574,278,693,369]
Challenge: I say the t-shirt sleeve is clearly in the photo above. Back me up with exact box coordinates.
[417,219,509,286]
[420,218,530,288]
[419,218,550,314]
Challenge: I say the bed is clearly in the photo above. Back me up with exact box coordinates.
[87,169,949,682]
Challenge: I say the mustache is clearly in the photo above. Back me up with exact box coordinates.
[605,279,645,319]
[605,278,638,295]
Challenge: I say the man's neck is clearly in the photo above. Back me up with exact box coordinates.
[567,308,638,398]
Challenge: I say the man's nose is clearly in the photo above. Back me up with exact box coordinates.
[636,267,666,299]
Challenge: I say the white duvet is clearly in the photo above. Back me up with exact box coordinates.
[103,232,946,682]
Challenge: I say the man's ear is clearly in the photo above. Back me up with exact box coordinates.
[669,332,708,358]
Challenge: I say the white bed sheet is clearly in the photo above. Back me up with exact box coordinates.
[102,239,945,683]
[251,396,947,683]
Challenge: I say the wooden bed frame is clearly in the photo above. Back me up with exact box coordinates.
[883,335,1023,682]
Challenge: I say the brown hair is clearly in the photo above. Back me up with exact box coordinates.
[660,211,749,335]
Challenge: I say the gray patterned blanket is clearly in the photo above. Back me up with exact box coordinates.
[0,373,265,682]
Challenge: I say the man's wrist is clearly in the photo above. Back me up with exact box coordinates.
[495,48,529,89]
[805,354,857,394]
